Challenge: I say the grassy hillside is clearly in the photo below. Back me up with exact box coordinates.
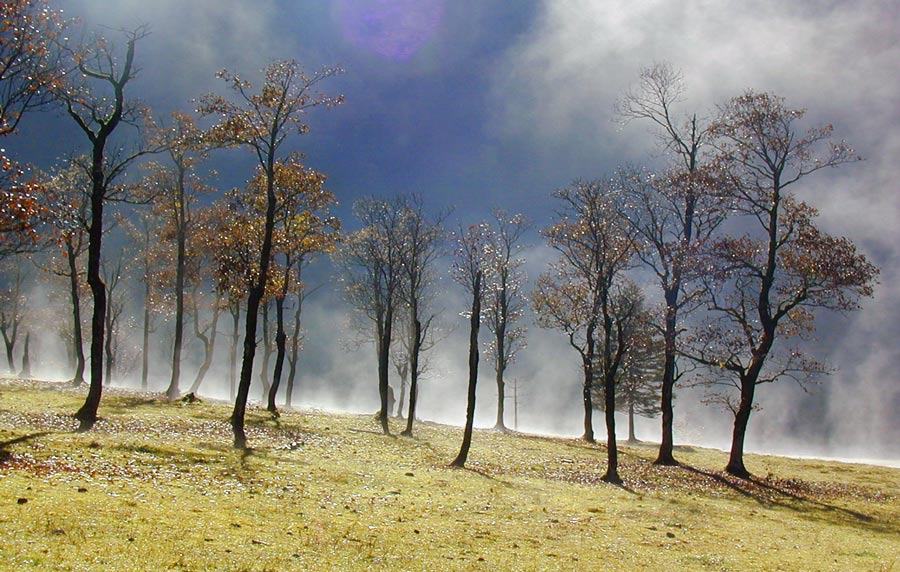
[1,378,897,571]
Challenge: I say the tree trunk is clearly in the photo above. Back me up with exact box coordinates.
[267,292,288,414]
[401,317,422,436]
[67,239,86,387]
[494,324,507,431]
[141,277,151,391]
[377,306,393,435]
[581,355,595,444]
[229,302,239,401]
[75,168,107,432]
[655,294,679,465]
[188,292,221,395]
[627,400,637,444]
[285,292,303,407]
[451,272,481,468]
[19,332,31,378]
[258,301,272,402]
[600,369,620,484]
[726,375,756,478]
[231,165,278,449]
[166,166,187,400]
[2,334,13,374]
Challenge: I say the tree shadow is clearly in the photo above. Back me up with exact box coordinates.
[0,432,50,464]
[679,464,896,534]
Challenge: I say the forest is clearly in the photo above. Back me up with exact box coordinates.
[0,0,883,479]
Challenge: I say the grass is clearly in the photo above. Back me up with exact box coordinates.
[1,377,898,571]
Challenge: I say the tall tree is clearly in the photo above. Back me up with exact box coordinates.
[694,92,878,478]
[449,223,492,468]
[198,59,342,449]
[57,28,156,431]
[396,195,444,437]
[618,63,729,465]
[483,210,529,432]
[337,197,405,435]
[144,112,211,400]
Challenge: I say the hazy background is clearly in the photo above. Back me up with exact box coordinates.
[9,0,899,463]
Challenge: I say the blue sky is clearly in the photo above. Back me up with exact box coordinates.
[12,0,900,459]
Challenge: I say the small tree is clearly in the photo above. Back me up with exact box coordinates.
[591,288,663,444]
[693,92,878,478]
[483,210,529,432]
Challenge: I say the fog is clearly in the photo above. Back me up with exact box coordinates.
[4,0,899,466]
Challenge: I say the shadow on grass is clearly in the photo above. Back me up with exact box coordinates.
[0,432,50,464]
[680,464,897,534]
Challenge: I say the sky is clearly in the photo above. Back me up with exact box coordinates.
[11,0,900,461]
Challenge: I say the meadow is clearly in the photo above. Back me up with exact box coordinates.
[1,378,897,571]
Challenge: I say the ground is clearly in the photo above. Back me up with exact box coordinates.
[1,378,898,571]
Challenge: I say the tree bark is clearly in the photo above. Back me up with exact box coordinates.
[627,400,637,444]
[726,376,756,479]
[451,272,481,468]
[166,167,187,401]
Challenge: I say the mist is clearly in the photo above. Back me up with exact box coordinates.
[4,0,898,466]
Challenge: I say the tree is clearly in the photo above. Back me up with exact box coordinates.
[144,112,212,400]
[264,159,339,415]
[337,197,405,435]
[535,180,638,445]
[0,0,67,136]
[41,160,91,385]
[693,91,878,478]
[198,59,342,449]
[396,195,444,437]
[449,223,492,468]
[57,28,157,431]
[0,260,27,372]
[591,287,663,444]
[0,1,68,257]
[482,210,529,432]
[618,63,729,465]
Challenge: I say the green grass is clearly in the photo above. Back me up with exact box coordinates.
[1,378,898,571]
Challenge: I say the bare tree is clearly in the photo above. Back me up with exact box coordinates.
[396,195,445,437]
[337,197,405,435]
[483,210,529,432]
[618,63,729,465]
[198,59,342,449]
[449,223,492,468]
[692,92,878,478]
